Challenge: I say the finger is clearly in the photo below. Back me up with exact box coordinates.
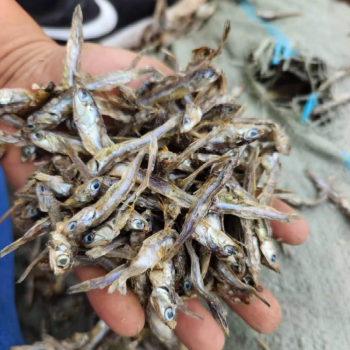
[226,286,281,334]
[81,43,172,77]
[272,198,309,245]
[175,298,225,350]
[75,266,145,337]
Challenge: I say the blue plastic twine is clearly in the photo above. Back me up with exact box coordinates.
[239,0,297,65]
[341,152,350,171]
[301,92,319,124]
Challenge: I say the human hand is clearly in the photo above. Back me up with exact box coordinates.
[0,40,309,349]
[0,1,309,348]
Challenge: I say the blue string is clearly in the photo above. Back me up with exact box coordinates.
[341,152,350,171]
[239,0,297,64]
[272,42,283,65]
[301,92,319,124]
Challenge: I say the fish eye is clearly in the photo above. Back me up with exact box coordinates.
[224,245,238,256]
[56,254,70,267]
[183,116,191,125]
[70,120,77,129]
[33,132,43,141]
[67,221,77,231]
[226,105,235,113]
[26,121,35,129]
[164,307,175,322]
[144,215,152,229]
[21,147,31,156]
[90,161,99,175]
[244,276,255,287]
[133,220,144,230]
[271,254,276,264]
[91,180,101,191]
[78,90,89,102]
[246,129,260,140]
[183,280,191,291]
[84,233,94,244]
[202,49,210,57]
[27,207,35,216]
[204,69,217,80]
[38,185,45,194]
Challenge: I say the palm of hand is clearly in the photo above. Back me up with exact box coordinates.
[0,42,309,350]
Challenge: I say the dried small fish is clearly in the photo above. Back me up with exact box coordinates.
[73,83,113,155]
[0,9,300,347]
[24,89,73,132]
[0,113,25,129]
[62,5,83,88]
[33,172,72,197]
[0,130,30,146]
[0,88,35,105]
[29,130,88,155]
[283,170,350,219]
[58,149,146,235]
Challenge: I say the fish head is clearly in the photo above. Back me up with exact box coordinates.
[150,287,177,329]
[82,220,115,247]
[241,126,267,143]
[222,103,240,117]
[130,217,148,231]
[191,46,215,63]
[180,104,202,133]
[147,303,176,342]
[29,131,51,150]
[58,206,96,235]
[36,182,52,212]
[23,115,39,132]
[75,177,103,202]
[20,204,39,220]
[182,274,193,297]
[65,118,77,132]
[73,83,95,116]
[190,68,222,90]
[142,210,153,232]
[218,244,243,264]
[48,232,74,275]
[260,239,280,273]
[21,145,37,163]
[127,211,149,232]
[87,158,102,175]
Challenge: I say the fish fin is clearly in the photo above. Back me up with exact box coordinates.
[174,293,203,320]
[17,247,48,283]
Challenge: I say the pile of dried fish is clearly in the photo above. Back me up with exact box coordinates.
[0,6,298,348]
